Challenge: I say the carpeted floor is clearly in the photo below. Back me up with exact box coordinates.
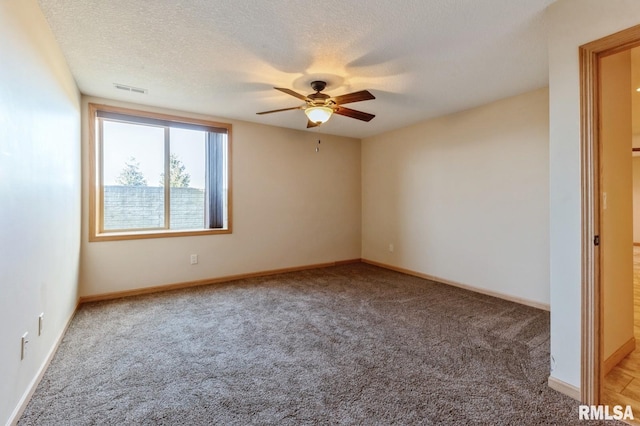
[18,263,608,425]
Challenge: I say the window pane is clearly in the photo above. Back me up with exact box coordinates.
[91,103,231,240]
[102,120,165,230]
[168,128,206,230]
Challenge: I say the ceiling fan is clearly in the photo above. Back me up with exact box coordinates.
[257,81,375,128]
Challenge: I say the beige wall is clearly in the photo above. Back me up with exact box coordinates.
[0,1,81,424]
[548,0,640,390]
[362,88,549,307]
[80,97,361,297]
[600,51,634,360]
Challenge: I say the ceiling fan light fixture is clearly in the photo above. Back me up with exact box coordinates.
[305,106,333,124]
[257,81,375,127]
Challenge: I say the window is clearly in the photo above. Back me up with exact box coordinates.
[89,104,231,241]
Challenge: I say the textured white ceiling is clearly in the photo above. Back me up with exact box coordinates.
[37,0,555,139]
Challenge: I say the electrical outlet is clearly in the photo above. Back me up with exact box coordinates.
[21,332,28,360]
[190,254,198,265]
[389,243,394,253]
[38,313,44,336]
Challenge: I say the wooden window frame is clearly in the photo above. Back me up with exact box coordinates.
[88,103,232,242]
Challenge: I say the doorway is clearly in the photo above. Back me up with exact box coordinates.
[580,25,640,405]
[598,46,639,413]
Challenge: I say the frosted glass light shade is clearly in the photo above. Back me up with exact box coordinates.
[305,106,333,124]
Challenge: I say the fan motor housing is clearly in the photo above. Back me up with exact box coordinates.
[310,80,327,92]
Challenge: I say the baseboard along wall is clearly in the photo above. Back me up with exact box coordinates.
[604,337,636,375]
[80,258,549,311]
[361,259,550,311]
[548,376,581,401]
[79,259,362,303]
[8,303,79,426]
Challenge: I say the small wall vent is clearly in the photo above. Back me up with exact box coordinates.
[113,83,147,94]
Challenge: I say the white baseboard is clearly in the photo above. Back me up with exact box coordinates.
[548,376,581,401]
[7,303,78,426]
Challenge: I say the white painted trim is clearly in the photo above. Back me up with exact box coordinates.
[6,303,78,426]
[548,376,581,401]
[362,259,550,311]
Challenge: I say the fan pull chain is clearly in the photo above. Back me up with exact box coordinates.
[316,139,321,153]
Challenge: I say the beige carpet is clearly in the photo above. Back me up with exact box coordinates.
[19,263,607,425]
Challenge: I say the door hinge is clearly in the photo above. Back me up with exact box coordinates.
[594,235,600,246]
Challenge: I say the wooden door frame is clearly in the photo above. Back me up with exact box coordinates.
[580,24,640,405]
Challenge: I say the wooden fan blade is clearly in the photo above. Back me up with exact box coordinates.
[256,106,303,115]
[274,87,309,101]
[332,90,375,105]
[334,106,375,122]
[307,119,320,128]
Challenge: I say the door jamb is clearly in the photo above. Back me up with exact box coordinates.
[580,24,640,405]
